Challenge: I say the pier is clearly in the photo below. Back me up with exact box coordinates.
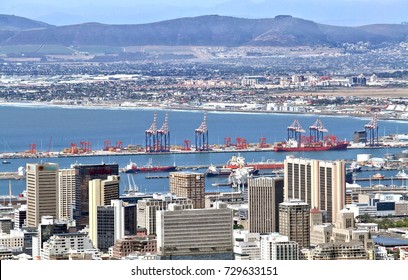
[0,172,24,180]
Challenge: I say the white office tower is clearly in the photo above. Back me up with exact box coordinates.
[58,168,76,221]
[26,163,59,228]
[111,199,124,242]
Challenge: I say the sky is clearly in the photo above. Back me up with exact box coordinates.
[2,0,407,26]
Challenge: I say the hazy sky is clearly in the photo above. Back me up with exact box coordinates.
[2,0,407,26]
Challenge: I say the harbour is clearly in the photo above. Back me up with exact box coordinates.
[0,105,408,196]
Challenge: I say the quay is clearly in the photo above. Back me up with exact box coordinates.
[0,172,25,180]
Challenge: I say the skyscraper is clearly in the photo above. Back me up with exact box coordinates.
[248,177,284,234]
[279,200,310,248]
[88,175,120,249]
[284,156,346,223]
[26,163,59,228]
[169,172,205,209]
[58,168,76,221]
[72,163,119,229]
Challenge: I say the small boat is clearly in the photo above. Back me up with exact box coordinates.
[372,173,384,179]
[2,160,11,164]
[347,161,361,173]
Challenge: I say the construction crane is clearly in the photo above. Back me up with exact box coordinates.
[195,112,209,151]
[364,114,379,147]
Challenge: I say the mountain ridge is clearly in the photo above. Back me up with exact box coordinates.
[1,14,407,47]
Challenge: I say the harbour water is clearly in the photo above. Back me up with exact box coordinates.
[0,104,407,196]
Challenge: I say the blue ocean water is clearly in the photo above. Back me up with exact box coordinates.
[0,104,407,196]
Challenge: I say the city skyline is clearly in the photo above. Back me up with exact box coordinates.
[2,0,408,26]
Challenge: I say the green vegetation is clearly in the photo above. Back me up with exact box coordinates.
[357,214,408,229]
[0,45,74,55]
[233,224,244,230]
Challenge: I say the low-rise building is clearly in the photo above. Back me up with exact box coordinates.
[40,232,98,260]
[311,241,368,260]
[260,233,299,260]
[111,235,157,259]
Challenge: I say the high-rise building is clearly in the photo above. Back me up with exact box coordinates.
[58,168,76,221]
[14,205,26,230]
[124,203,137,236]
[248,177,284,234]
[284,156,346,223]
[169,172,205,209]
[96,206,115,252]
[88,175,120,249]
[137,193,193,235]
[26,163,59,228]
[72,163,118,229]
[111,200,124,242]
[260,233,299,260]
[279,200,310,248]
[156,202,233,259]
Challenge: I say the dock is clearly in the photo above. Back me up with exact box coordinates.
[0,172,24,180]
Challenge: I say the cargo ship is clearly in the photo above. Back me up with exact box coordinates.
[273,139,349,152]
[273,119,349,152]
[121,159,177,173]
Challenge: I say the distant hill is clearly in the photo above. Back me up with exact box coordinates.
[0,14,407,47]
[0,14,53,30]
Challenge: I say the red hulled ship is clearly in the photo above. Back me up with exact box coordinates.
[273,119,349,152]
[121,158,177,173]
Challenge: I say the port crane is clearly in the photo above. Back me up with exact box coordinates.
[195,112,209,151]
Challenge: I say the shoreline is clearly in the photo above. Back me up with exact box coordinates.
[0,101,407,122]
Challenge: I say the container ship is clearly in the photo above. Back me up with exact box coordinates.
[273,119,349,152]
[121,159,177,173]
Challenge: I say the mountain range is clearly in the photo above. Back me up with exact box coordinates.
[1,14,408,47]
